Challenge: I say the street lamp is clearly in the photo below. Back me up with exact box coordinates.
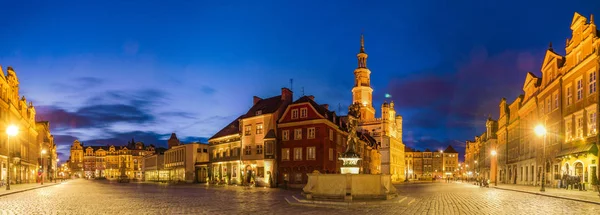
[56,158,60,183]
[534,124,547,192]
[491,150,497,186]
[439,150,444,180]
[41,149,47,185]
[5,125,18,190]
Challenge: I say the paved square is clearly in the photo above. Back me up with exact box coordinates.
[1,180,599,214]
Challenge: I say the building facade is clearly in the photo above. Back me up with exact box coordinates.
[277,95,381,186]
[36,121,57,182]
[208,116,243,185]
[70,139,155,180]
[239,88,293,187]
[143,148,167,182]
[406,145,458,180]
[0,66,46,184]
[164,140,209,183]
[352,35,405,182]
[466,12,600,188]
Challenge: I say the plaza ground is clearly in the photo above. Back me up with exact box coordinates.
[1,179,599,215]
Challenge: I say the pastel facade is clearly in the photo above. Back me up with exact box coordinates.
[466,12,600,188]
[70,139,155,180]
[406,146,459,179]
[0,66,53,184]
[164,140,209,183]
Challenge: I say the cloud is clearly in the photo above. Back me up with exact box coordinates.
[51,76,105,92]
[390,47,544,159]
[36,104,155,131]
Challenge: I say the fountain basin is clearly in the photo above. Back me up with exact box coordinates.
[302,173,396,201]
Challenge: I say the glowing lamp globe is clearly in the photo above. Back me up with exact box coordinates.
[534,125,547,137]
[6,125,18,136]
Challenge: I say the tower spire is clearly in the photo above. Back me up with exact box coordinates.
[360,32,365,53]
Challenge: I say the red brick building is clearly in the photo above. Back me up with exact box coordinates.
[277,96,346,185]
[277,96,380,186]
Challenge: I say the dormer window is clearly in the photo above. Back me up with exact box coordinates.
[256,110,262,116]
[300,108,308,118]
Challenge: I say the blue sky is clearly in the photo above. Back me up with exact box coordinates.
[1,0,599,162]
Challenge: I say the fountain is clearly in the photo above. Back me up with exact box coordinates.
[301,103,397,202]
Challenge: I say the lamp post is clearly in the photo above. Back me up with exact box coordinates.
[41,149,47,185]
[439,150,444,180]
[55,158,60,183]
[491,150,497,186]
[534,124,547,192]
[6,125,18,190]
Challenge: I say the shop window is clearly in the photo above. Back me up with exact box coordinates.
[257,167,264,178]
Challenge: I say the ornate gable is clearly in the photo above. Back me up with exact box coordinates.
[571,12,587,30]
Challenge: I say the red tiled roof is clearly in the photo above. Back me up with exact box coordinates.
[243,95,285,118]
[209,115,242,140]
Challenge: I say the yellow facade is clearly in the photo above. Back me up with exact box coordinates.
[0,66,46,184]
[36,121,57,182]
[69,140,154,180]
[352,35,405,182]
[468,12,600,188]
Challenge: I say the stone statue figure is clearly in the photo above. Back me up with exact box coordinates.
[342,103,362,159]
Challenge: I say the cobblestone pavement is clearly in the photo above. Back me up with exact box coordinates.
[1,179,599,215]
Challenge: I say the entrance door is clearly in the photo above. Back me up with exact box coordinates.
[246,166,252,184]
[575,162,583,183]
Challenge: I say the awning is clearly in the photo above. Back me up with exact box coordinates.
[556,143,598,157]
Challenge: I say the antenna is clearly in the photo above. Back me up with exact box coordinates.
[301,87,305,96]
[338,103,342,113]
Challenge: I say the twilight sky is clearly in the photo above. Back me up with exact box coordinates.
[1,0,599,162]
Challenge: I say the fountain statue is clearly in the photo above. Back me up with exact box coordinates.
[301,102,397,202]
[339,103,362,174]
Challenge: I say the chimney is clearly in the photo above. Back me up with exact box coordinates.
[253,96,262,105]
[308,95,315,101]
[321,104,329,110]
[281,87,293,101]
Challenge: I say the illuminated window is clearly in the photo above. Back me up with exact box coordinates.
[567,86,573,106]
[294,129,302,140]
[329,129,333,141]
[577,78,583,100]
[256,123,263,134]
[294,148,302,160]
[546,97,551,113]
[291,109,299,119]
[307,127,315,139]
[265,142,273,155]
[329,148,333,161]
[590,71,597,94]
[307,147,316,160]
[282,148,290,161]
[566,121,572,140]
[300,108,308,118]
[256,145,263,154]
[282,130,289,141]
[577,116,584,138]
[245,125,251,136]
[245,146,251,155]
